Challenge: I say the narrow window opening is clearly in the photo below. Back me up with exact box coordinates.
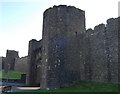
[75,32,77,36]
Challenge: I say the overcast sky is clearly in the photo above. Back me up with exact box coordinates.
[0,0,119,57]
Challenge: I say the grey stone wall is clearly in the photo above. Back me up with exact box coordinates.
[2,57,6,70]
[84,29,93,81]
[0,57,6,70]
[41,5,86,89]
[14,56,28,74]
[105,18,118,83]
[118,17,120,83]
[86,24,108,82]
[0,57,2,70]
[85,18,119,83]
[27,39,42,86]
[4,50,19,72]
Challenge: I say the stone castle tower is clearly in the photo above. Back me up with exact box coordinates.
[4,50,19,72]
[40,5,86,89]
[27,5,119,89]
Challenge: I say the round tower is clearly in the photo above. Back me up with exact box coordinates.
[41,5,86,89]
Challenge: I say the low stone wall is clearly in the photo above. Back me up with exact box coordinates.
[14,56,28,74]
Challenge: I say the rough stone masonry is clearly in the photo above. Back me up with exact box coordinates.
[40,5,86,89]
[27,5,120,89]
[4,50,19,72]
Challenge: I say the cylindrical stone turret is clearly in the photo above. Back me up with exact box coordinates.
[41,5,86,89]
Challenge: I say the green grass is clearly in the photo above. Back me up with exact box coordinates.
[38,80,120,92]
[0,70,23,79]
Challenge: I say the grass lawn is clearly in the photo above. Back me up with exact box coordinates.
[38,80,120,92]
[6,80,120,94]
[0,70,22,79]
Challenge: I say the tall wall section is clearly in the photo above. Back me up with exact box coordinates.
[118,17,120,83]
[27,39,42,86]
[41,5,86,89]
[85,18,119,83]
[86,24,108,82]
[118,16,120,82]
[105,18,118,83]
